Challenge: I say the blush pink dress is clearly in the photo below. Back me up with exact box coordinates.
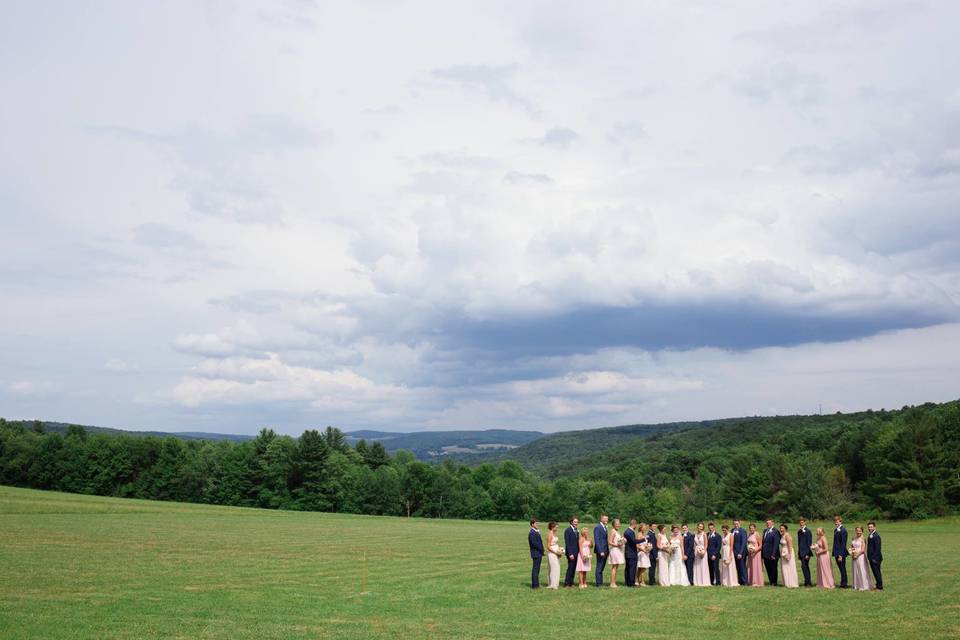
[780,536,799,588]
[693,532,711,586]
[747,533,764,587]
[851,537,871,591]
[720,533,738,586]
[815,537,835,588]
[576,539,592,573]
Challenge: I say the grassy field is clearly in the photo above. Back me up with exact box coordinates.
[1,486,958,639]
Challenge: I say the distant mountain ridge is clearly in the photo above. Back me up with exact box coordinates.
[343,428,544,459]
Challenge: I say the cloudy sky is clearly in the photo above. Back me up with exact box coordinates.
[2,1,959,435]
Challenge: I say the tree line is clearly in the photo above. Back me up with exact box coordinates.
[1,400,957,522]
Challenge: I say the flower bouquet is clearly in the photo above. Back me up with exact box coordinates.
[747,543,758,554]
[780,547,789,560]
[696,545,706,558]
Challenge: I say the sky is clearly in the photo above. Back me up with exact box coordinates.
[1,0,959,435]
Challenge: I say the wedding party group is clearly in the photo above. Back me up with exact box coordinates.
[527,514,884,592]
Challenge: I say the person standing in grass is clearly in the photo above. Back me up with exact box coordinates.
[720,524,738,586]
[797,518,813,587]
[657,525,672,586]
[546,521,563,590]
[731,519,748,586]
[762,518,780,586]
[850,526,871,591]
[564,517,580,587]
[646,522,660,585]
[747,523,764,587]
[707,522,722,586]
[833,515,849,588]
[681,524,695,585]
[576,527,592,589]
[636,523,651,586]
[607,518,626,588]
[593,515,609,587]
[623,519,639,587]
[814,527,835,589]
[866,521,883,590]
[692,522,710,586]
[528,519,544,589]
[779,524,799,588]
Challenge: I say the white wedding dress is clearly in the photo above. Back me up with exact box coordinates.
[667,536,690,586]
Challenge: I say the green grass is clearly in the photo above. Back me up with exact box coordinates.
[1,486,958,639]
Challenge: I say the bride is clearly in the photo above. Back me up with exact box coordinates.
[667,525,690,586]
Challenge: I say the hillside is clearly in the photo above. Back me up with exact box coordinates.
[346,428,544,459]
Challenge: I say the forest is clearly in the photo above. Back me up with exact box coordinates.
[1,399,958,523]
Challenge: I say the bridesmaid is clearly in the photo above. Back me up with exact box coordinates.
[657,524,672,586]
[720,524,738,586]
[779,524,799,588]
[850,526,872,591]
[693,522,711,586]
[636,523,651,586]
[814,527,835,589]
[546,521,563,589]
[747,523,764,587]
[608,518,625,588]
[576,526,592,588]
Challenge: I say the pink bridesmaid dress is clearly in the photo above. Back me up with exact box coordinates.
[815,538,835,588]
[720,533,738,586]
[577,539,592,573]
[748,533,764,587]
[851,537,871,591]
[693,532,711,586]
[780,537,799,588]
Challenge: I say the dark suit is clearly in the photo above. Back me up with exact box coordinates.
[796,526,813,586]
[867,531,883,589]
[624,527,638,586]
[563,525,579,586]
[832,525,849,587]
[732,527,748,585]
[646,530,659,585]
[593,523,609,586]
[761,527,781,585]
[682,532,695,585]
[528,527,544,588]
[706,531,722,585]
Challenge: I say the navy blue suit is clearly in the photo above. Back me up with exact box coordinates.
[731,527,748,585]
[867,531,883,589]
[646,530,659,585]
[796,526,813,586]
[563,525,579,586]
[832,525,849,587]
[682,532,695,585]
[593,523,609,586]
[761,526,781,585]
[706,531,722,585]
[528,527,544,588]
[624,527,638,586]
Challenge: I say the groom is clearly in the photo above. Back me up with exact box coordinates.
[797,518,813,587]
[762,519,780,586]
[867,521,883,590]
[646,522,659,585]
[833,515,849,588]
[593,514,609,586]
[706,522,722,585]
[681,524,695,585]
[528,519,544,589]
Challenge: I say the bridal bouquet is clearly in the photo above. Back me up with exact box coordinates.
[670,540,680,555]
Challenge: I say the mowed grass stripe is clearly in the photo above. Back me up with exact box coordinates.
[1,486,959,639]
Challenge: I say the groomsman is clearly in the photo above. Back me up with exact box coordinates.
[681,524,695,585]
[706,522,722,585]
[762,518,780,586]
[833,515,849,588]
[867,521,883,590]
[646,522,659,585]
[797,518,813,586]
[624,519,639,586]
[731,519,748,585]
[594,514,609,586]
[563,516,580,587]
[528,519,544,589]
